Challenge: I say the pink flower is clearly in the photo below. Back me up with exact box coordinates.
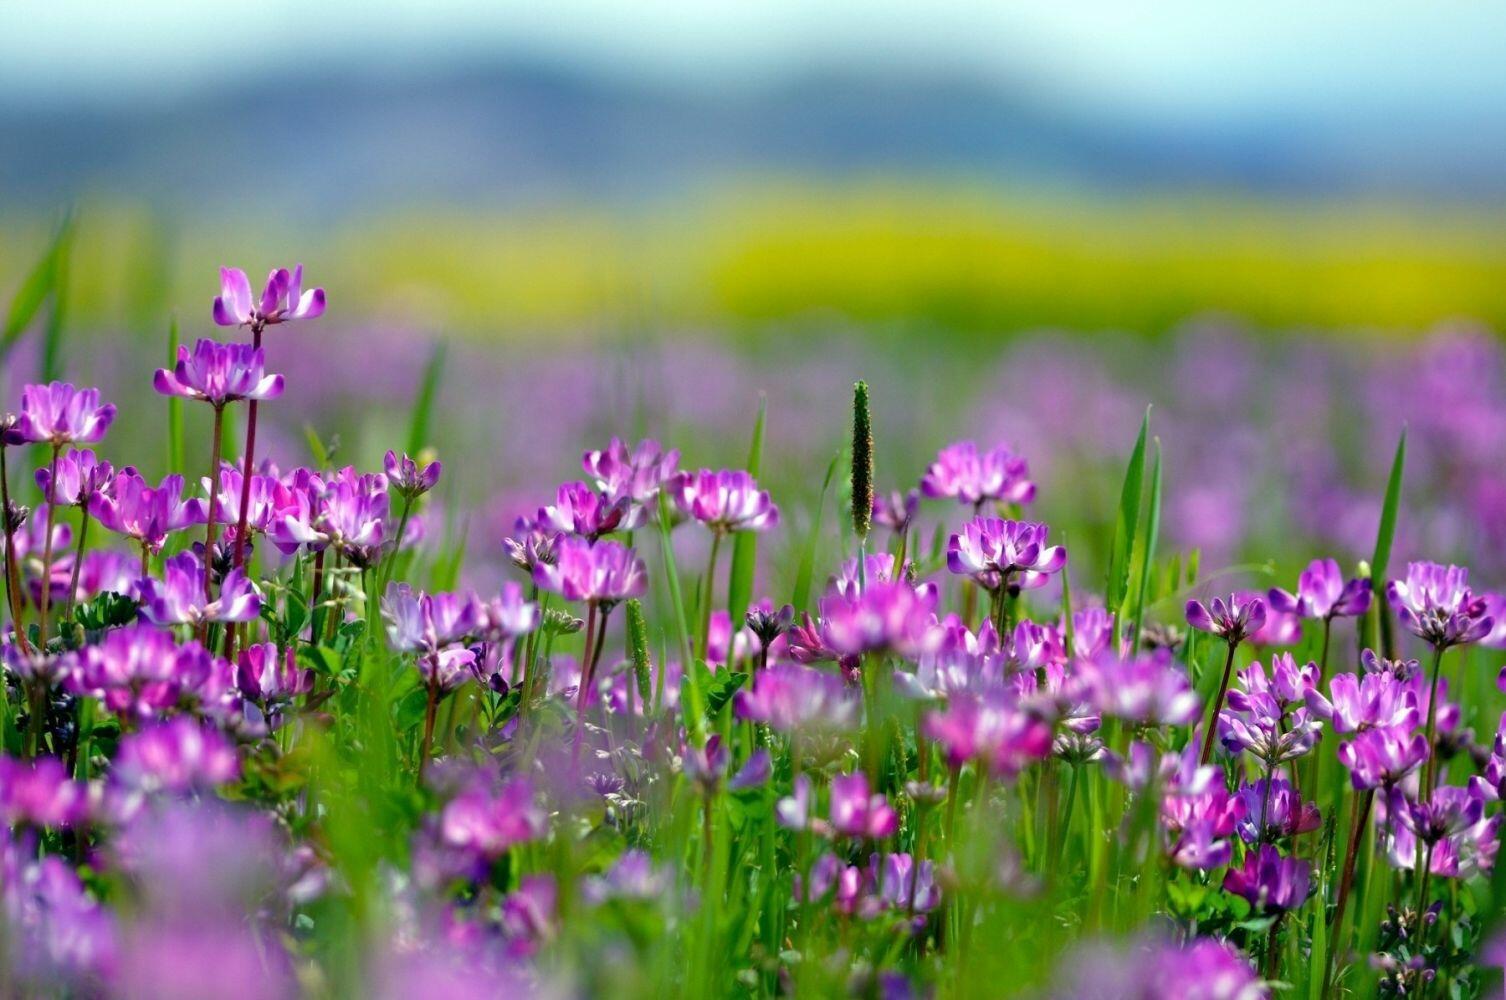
[137,551,261,627]
[153,339,284,407]
[532,536,647,604]
[13,382,116,446]
[920,440,1035,506]
[671,469,779,533]
[213,265,325,329]
[829,772,899,839]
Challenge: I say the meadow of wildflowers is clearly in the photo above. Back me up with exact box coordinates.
[5,245,1506,1000]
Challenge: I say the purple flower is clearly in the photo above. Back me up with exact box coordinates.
[829,772,899,839]
[90,470,206,553]
[479,581,540,640]
[1268,558,1371,620]
[383,583,485,691]
[439,776,547,861]
[532,536,647,604]
[583,437,679,526]
[13,382,116,446]
[137,551,261,627]
[582,848,672,904]
[872,489,919,534]
[34,449,113,507]
[1185,593,1267,645]
[537,481,629,540]
[153,339,285,407]
[236,643,313,705]
[113,718,240,794]
[1337,725,1429,789]
[0,756,86,827]
[271,468,388,565]
[1162,784,1243,870]
[1386,561,1492,649]
[744,602,795,651]
[818,580,940,659]
[920,440,1035,506]
[946,517,1066,590]
[213,265,325,329]
[501,514,561,573]
[1074,648,1200,726]
[1052,935,1265,1000]
[1235,777,1321,843]
[383,450,442,500]
[920,692,1054,777]
[1218,695,1320,766]
[728,748,772,791]
[671,469,779,533]
[733,663,860,732]
[1305,669,1418,734]
[1222,844,1311,912]
[871,852,941,914]
[1361,648,1421,681]
[682,735,731,791]
[1227,654,1319,712]
[1389,784,1484,847]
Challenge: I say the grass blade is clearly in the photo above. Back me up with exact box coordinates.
[40,214,74,384]
[1128,436,1163,650]
[1370,426,1406,657]
[657,493,702,741]
[406,341,447,456]
[726,394,766,619]
[792,450,843,612]
[1106,407,1150,636]
[2,212,73,362]
[166,314,184,474]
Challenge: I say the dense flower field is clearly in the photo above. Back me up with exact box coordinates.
[4,260,1506,999]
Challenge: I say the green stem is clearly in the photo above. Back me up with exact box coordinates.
[697,529,724,661]
[1420,645,1445,799]
[0,444,31,655]
[62,509,89,627]
[1200,640,1238,765]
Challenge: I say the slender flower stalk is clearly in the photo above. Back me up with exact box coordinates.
[851,381,873,590]
[1,420,31,653]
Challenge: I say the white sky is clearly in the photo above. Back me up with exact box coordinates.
[3,1,1504,122]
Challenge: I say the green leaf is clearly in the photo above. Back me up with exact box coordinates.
[40,215,73,385]
[1370,427,1406,658]
[1370,427,1406,583]
[406,342,447,456]
[1,213,73,360]
[726,394,766,620]
[1106,408,1150,635]
[703,670,749,721]
[1127,436,1163,650]
[166,315,185,473]
[303,424,333,468]
[792,451,843,612]
[657,492,702,741]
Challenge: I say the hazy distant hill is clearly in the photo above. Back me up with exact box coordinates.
[3,60,1504,217]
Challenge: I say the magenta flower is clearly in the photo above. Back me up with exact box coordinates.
[153,339,285,407]
[583,437,679,526]
[13,382,116,446]
[272,468,388,565]
[1185,593,1267,645]
[921,692,1053,778]
[1162,784,1243,870]
[872,489,919,534]
[67,624,182,717]
[34,449,113,507]
[383,583,485,688]
[818,580,941,659]
[1337,725,1429,789]
[1218,695,1320,766]
[671,469,779,533]
[113,718,241,794]
[1223,844,1311,912]
[1305,669,1418,734]
[439,776,547,861]
[1074,649,1200,726]
[1268,558,1371,620]
[0,755,86,827]
[532,536,647,604]
[480,581,540,640]
[829,772,899,839]
[89,471,205,553]
[137,551,260,627]
[733,663,860,732]
[537,481,629,540]
[383,450,442,500]
[1389,784,1484,848]
[213,265,325,329]
[1236,777,1321,843]
[236,643,313,706]
[501,514,561,573]
[1386,561,1492,649]
[920,440,1035,506]
[946,517,1066,590]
